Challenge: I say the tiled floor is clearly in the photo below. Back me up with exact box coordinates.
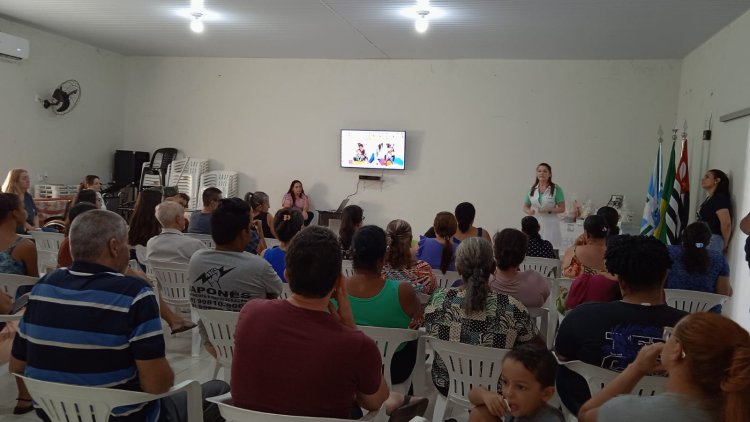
[1,328,465,422]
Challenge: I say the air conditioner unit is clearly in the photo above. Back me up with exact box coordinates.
[0,32,29,62]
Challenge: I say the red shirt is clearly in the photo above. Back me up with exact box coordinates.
[231,299,382,419]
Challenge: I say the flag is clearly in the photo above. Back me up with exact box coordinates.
[655,141,679,244]
[640,143,662,236]
[675,138,690,240]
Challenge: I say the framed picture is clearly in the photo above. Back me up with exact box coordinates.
[607,195,624,210]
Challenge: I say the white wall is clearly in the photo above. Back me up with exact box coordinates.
[123,58,680,234]
[0,17,123,187]
[678,9,750,330]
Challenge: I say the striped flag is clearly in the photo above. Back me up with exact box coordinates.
[655,141,679,244]
[640,143,662,236]
[675,139,690,241]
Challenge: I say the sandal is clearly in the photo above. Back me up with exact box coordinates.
[14,397,33,415]
[388,395,429,422]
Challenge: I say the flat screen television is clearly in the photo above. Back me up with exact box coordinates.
[341,129,406,170]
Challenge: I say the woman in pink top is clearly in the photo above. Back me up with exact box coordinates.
[490,228,549,308]
[281,179,314,226]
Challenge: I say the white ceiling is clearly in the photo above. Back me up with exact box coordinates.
[1,0,749,59]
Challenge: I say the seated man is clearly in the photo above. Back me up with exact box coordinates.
[554,234,688,414]
[231,225,389,418]
[10,210,228,422]
[147,201,205,263]
[189,197,282,313]
[188,187,222,234]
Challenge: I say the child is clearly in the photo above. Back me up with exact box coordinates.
[468,343,564,422]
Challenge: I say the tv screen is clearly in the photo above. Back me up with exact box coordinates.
[341,129,406,170]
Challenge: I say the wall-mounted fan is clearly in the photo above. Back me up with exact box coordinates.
[40,80,81,115]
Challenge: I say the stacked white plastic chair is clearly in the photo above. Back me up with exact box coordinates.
[166,158,209,210]
[199,170,239,200]
[30,231,64,275]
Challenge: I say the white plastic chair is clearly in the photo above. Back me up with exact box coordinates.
[149,260,200,356]
[279,283,292,299]
[16,375,203,422]
[342,260,355,277]
[520,257,560,278]
[134,245,156,281]
[432,269,461,289]
[30,231,64,274]
[195,308,239,381]
[0,273,37,298]
[357,326,422,393]
[561,360,666,396]
[207,393,386,422]
[664,289,729,313]
[427,337,508,422]
[185,233,215,249]
[526,307,553,349]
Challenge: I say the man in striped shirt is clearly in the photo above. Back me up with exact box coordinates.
[10,210,227,421]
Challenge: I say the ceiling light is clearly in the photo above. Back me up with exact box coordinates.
[415,10,430,33]
[190,12,204,33]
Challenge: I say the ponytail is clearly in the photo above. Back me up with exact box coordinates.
[463,268,490,312]
[455,238,495,312]
[682,222,711,274]
[439,236,454,274]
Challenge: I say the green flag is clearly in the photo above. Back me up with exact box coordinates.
[654,141,676,244]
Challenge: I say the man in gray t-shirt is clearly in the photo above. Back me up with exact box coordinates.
[188,198,282,312]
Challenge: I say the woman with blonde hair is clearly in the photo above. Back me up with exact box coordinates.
[2,169,38,232]
[383,219,437,295]
[579,312,750,422]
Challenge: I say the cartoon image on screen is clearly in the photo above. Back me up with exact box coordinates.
[341,130,405,170]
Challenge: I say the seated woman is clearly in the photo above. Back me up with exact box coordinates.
[453,202,492,243]
[78,174,105,209]
[263,208,304,282]
[578,312,750,422]
[425,237,538,397]
[666,222,732,311]
[57,202,98,268]
[382,219,437,295]
[246,191,276,238]
[490,228,549,308]
[0,192,39,415]
[281,179,314,226]
[2,169,38,233]
[521,216,556,259]
[417,211,458,273]
[562,215,609,278]
[0,193,38,277]
[346,225,421,385]
[563,216,619,311]
[339,205,364,260]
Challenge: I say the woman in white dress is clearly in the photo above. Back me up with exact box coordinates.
[523,163,565,250]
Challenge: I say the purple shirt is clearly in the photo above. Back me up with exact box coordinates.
[416,236,456,272]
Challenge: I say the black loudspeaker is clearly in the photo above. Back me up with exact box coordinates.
[113,150,150,187]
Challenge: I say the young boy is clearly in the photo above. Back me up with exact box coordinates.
[468,343,564,422]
